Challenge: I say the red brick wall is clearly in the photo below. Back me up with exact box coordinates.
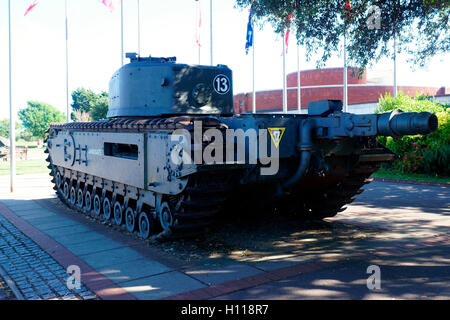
[233,68,449,113]
[286,68,366,87]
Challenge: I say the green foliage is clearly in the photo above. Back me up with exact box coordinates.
[0,119,21,139]
[235,1,449,70]
[377,92,449,176]
[17,131,37,142]
[71,88,109,121]
[71,88,99,114]
[0,119,8,138]
[91,92,109,121]
[423,144,450,176]
[376,92,446,113]
[18,101,65,139]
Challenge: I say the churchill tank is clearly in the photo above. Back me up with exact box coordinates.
[45,53,438,240]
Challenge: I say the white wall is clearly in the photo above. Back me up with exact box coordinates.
[434,95,450,106]
[347,102,378,114]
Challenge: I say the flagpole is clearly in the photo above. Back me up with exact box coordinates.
[343,33,348,112]
[196,0,200,64]
[297,43,301,113]
[121,0,124,66]
[8,0,15,193]
[282,32,287,113]
[137,0,141,56]
[210,0,213,65]
[252,32,256,114]
[65,0,70,122]
[393,36,397,97]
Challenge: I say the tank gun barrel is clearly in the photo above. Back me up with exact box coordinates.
[376,109,438,137]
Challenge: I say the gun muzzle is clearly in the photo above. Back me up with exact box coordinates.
[377,109,438,137]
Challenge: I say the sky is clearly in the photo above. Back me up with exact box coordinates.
[0,0,449,119]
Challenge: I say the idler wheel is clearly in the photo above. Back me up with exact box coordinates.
[103,197,112,220]
[93,194,101,216]
[84,191,92,211]
[138,211,153,239]
[69,186,76,206]
[159,202,174,232]
[125,207,136,232]
[113,201,123,225]
[76,189,84,209]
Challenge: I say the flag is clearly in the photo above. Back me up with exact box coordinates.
[344,1,351,20]
[284,13,294,53]
[24,0,39,16]
[102,0,121,12]
[245,9,254,54]
[195,0,202,47]
[285,29,290,53]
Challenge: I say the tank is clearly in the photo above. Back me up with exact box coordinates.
[45,54,438,240]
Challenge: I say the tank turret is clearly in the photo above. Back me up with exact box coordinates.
[107,53,234,118]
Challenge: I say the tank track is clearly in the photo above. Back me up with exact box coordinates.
[45,116,233,240]
[283,162,379,220]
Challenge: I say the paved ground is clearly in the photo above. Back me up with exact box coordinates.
[0,275,15,300]
[0,173,448,300]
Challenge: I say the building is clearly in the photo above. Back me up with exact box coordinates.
[233,67,450,114]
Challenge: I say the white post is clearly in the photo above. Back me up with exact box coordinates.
[196,0,200,64]
[282,32,287,113]
[121,0,124,66]
[297,43,301,113]
[137,0,141,56]
[252,32,256,114]
[393,36,397,97]
[65,0,70,122]
[343,33,348,112]
[8,0,15,193]
[210,0,213,65]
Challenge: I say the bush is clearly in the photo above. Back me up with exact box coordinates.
[377,92,449,177]
[18,131,36,142]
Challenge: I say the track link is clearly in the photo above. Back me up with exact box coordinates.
[292,162,379,219]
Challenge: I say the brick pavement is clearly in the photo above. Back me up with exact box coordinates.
[0,174,448,300]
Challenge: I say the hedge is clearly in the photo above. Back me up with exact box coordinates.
[376,92,449,177]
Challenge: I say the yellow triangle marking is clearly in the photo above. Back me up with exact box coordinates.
[268,128,286,148]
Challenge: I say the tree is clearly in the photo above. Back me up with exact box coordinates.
[71,88,109,121]
[0,119,21,139]
[72,109,92,122]
[71,88,99,114]
[18,101,65,139]
[235,1,449,71]
[91,91,109,121]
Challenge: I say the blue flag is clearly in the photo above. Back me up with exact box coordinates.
[245,9,254,55]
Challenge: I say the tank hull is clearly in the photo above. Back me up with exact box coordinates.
[45,113,393,239]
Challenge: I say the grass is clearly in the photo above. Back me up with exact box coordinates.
[0,159,49,176]
[0,147,49,176]
[372,168,450,184]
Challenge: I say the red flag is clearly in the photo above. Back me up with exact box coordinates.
[24,0,39,16]
[102,0,121,12]
[195,0,202,47]
[284,13,294,54]
[285,29,291,53]
[345,1,351,20]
